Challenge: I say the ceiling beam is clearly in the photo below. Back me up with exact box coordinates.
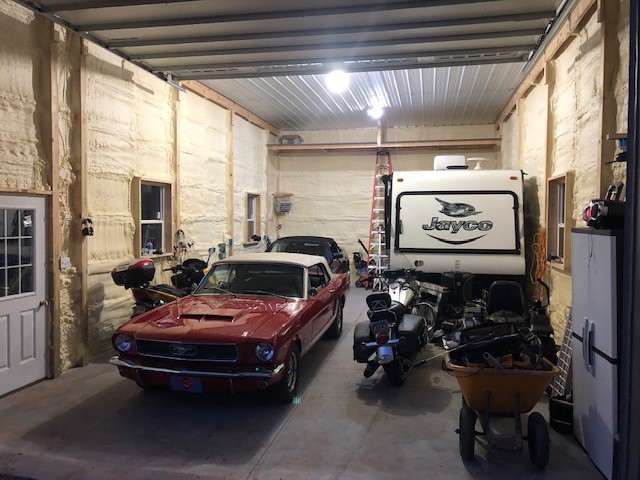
[151,44,534,73]
[74,0,504,31]
[176,56,527,80]
[131,29,543,61]
[267,138,501,154]
[41,0,200,12]
[109,11,555,48]
[181,81,280,137]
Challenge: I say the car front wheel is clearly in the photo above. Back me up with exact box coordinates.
[271,344,300,403]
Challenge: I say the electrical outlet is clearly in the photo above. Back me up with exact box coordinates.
[59,257,71,270]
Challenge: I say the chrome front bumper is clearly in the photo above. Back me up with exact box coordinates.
[109,356,285,379]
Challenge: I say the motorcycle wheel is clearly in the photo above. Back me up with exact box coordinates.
[382,359,407,386]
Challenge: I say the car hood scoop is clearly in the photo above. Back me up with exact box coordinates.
[137,296,290,339]
[177,313,234,322]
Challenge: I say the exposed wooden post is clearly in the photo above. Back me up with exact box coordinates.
[49,23,62,377]
[226,110,234,255]
[79,38,89,364]
[174,90,181,233]
[597,0,620,196]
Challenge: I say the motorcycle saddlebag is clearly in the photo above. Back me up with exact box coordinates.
[353,321,373,363]
[397,314,426,356]
[111,258,155,289]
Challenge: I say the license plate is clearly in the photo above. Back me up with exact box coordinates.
[370,320,389,334]
[170,375,203,393]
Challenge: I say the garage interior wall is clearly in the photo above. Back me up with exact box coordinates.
[0,0,631,372]
[0,1,276,370]
[275,125,499,267]
[497,0,630,335]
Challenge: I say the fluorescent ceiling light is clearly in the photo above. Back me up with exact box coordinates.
[326,69,349,94]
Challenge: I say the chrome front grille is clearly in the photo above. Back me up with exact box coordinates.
[136,339,238,362]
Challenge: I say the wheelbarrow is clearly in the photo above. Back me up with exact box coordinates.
[444,353,560,469]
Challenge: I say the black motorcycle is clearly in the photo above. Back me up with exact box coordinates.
[352,270,433,386]
[111,254,210,317]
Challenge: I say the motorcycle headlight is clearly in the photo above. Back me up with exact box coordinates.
[255,343,275,362]
[114,334,134,352]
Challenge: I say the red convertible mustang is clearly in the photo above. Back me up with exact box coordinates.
[109,253,349,402]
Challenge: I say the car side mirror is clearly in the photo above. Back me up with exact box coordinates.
[308,287,318,298]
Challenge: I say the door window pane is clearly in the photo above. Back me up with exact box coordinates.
[20,238,32,264]
[6,239,19,266]
[7,267,19,295]
[21,266,33,294]
[7,210,19,237]
[0,208,36,296]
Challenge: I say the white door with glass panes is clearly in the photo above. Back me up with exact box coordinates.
[0,196,46,397]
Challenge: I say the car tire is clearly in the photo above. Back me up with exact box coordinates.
[382,359,407,386]
[325,302,344,339]
[271,344,300,403]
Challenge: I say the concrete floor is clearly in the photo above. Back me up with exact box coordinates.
[0,288,604,480]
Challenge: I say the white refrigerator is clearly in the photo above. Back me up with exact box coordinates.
[571,228,622,480]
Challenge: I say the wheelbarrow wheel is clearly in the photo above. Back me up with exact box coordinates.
[459,406,476,461]
[527,412,550,469]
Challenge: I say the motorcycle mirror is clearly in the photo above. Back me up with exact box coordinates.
[208,247,216,255]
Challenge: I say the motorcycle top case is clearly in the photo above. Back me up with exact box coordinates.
[111,258,155,288]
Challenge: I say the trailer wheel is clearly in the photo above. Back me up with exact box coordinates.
[459,406,476,461]
[527,412,550,469]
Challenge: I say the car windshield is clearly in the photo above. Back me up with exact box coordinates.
[195,262,305,298]
[270,240,330,263]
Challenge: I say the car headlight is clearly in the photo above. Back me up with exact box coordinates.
[114,334,134,352]
[255,343,275,362]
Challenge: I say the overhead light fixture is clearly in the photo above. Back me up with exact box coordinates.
[367,105,383,120]
[326,69,349,94]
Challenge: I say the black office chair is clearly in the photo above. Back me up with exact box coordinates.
[485,280,526,324]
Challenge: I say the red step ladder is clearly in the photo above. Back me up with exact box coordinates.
[366,151,392,291]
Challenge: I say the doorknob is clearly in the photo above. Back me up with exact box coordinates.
[39,300,50,307]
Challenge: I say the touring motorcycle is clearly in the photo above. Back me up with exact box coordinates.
[352,269,434,385]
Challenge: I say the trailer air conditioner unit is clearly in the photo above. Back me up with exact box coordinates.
[274,194,293,214]
[434,155,466,171]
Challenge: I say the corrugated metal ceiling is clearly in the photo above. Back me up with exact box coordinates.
[16,0,568,131]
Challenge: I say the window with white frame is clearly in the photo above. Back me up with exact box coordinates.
[547,173,571,268]
[246,194,260,243]
[140,181,171,255]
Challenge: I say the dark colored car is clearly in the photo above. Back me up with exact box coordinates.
[267,236,350,274]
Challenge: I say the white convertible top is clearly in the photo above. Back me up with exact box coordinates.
[214,252,333,272]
